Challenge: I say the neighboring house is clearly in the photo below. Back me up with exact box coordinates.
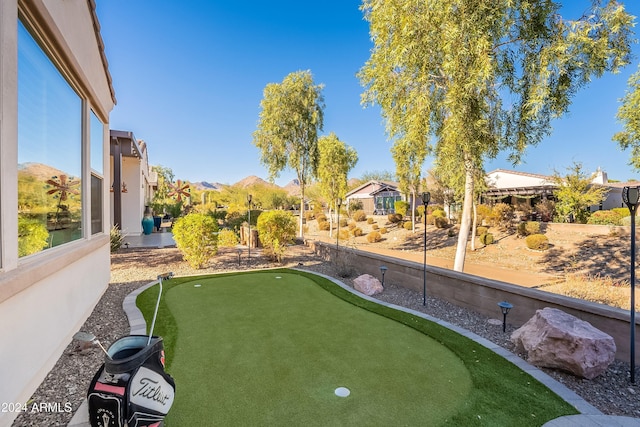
[483,168,631,213]
[0,2,115,426]
[346,180,404,215]
[110,131,158,235]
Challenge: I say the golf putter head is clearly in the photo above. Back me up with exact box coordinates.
[157,272,174,281]
[73,331,111,359]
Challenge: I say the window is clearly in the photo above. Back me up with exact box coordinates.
[17,20,82,256]
[90,111,104,234]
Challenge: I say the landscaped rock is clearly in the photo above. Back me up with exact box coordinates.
[353,274,383,296]
[511,307,616,379]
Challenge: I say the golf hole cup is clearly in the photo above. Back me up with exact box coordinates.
[87,335,175,427]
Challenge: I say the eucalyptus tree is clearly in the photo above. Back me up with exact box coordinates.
[359,0,634,271]
[392,137,427,231]
[318,132,358,236]
[614,65,640,170]
[253,70,325,238]
[551,162,609,223]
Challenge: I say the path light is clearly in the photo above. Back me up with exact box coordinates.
[379,265,388,286]
[336,197,342,254]
[247,194,252,267]
[623,185,639,383]
[498,301,513,333]
[237,248,242,267]
[421,192,431,306]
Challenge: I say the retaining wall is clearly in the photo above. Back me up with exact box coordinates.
[307,240,639,364]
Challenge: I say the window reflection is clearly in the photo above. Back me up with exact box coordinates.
[17,20,82,256]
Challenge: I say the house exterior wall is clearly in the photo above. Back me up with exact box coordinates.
[0,1,114,425]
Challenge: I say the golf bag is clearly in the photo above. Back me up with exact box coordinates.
[87,335,175,427]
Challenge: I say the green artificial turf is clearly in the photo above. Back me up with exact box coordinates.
[137,269,578,426]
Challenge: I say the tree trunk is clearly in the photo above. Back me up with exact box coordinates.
[471,199,477,251]
[411,190,416,232]
[299,185,305,239]
[329,205,333,238]
[453,159,474,272]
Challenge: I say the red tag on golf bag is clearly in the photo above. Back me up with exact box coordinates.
[87,335,175,427]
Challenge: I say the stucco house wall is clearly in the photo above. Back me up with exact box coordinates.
[0,1,115,426]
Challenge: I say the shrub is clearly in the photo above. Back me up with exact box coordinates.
[479,233,494,245]
[448,227,457,237]
[492,203,515,230]
[348,222,356,230]
[352,227,363,237]
[338,229,350,240]
[348,199,363,213]
[173,213,219,268]
[367,217,374,224]
[477,226,488,236]
[432,209,446,218]
[367,231,382,243]
[256,210,297,263]
[217,228,239,247]
[534,199,555,222]
[426,214,434,225]
[388,213,402,223]
[403,221,413,230]
[613,207,631,218]
[380,227,388,234]
[526,233,549,251]
[525,221,540,235]
[587,210,623,226]
[476,204,492,225]
[352,210,367,222]
[315,213,327,223]
[108,225,123,253]
[318,220,331,231]
[516,222,527,237]
[339,218,348,227]
[394,200,410,217]
[304,211,314,221]
[416,205,426,219]
[435,217,448,229]
[372,224,379,230]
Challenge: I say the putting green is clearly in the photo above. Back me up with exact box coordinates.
[163,272,471,425]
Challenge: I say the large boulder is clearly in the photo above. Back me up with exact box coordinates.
[511,307,616,379]
[353,274,383,296]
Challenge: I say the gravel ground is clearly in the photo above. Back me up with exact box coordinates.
[12,244,640,426]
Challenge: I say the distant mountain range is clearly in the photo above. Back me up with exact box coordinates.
[190,175,302,196]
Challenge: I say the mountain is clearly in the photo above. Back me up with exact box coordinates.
[18,162,71,181]
[191,181,226,191]
[283,179,301,196]
[233,175,278,189]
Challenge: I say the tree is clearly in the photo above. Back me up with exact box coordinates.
[318,132,358,236]
[392,137,427,231]
[359,0,634,271]
[256,210,297,263]
[614,65,640,170]
[551,162,609,224]
[253,70,325,238]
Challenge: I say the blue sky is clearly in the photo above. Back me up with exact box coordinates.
[96,1,640,186]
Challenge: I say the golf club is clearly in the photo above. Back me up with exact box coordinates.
[72,331,111,359]
[148,272,174,346]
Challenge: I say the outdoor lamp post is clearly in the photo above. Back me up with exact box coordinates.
[498,301,513,333]
[336,197,342,254]
[380,265,388,286]
[237,248,242,267]
[421,192,431,306]
[623,185,639,383]
[247,194,252,266]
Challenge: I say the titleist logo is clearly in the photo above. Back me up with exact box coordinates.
[132,377,171,405]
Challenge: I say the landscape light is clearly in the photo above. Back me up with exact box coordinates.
[421,192,431,306]
[379,265,388,286]
[622,186,640,383]
[498,301,513,333]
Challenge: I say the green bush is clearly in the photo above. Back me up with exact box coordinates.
[217,228,239,247]
[479,233,494,245]
[109,225,123,253]
[435,217,448,229]
[526,233,549,251]
[366,231,382,243]
[612,207,630,218]
[367,217,374,224]
[318,220,331,231]
[173,213,219,268]
[352,227,363,237]
[256,210,297,263]
[432,209,446,218]
[352,210,367,222]
[477,226,488,236]
[476,204,492,225]
[18,217,49,257]
[416,205,426,219]
[587,210,623,225]
[394,200,410,217]
[380,227,388,234]
[403,221,413,230]
[516,222,527,237]
[517,221,541,236]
